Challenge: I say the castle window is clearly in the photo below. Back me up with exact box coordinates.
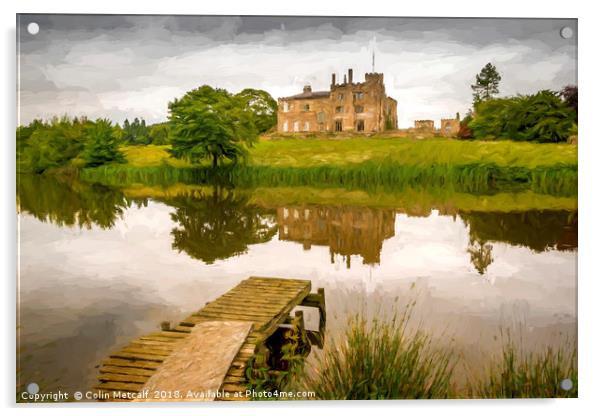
[293,121,300,132]
[336,106,343,113]
[335,119,343,132]
[282,121,288,132]
[354,92,364,100]
[303,104,310,111]
[303,121,310,131]
[355,105,364,113]
[337,93,344,101]
[283,102,289,112]
[317,112,325,122]
[356,120,365,132]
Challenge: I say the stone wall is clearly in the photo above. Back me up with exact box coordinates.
[440,118,460,137]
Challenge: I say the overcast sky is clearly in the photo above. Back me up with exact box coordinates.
[17,15,577,128]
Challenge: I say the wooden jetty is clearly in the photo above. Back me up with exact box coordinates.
[94,276,326,401]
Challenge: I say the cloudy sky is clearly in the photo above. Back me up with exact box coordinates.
[17,15,577,128]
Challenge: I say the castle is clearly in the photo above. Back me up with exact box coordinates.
[277,69,398,134]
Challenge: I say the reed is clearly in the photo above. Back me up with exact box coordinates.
[81,161,577,196]
[472,334,577,398]
[300,312,455,399]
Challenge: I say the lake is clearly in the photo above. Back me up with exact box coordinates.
[17,174,577,395]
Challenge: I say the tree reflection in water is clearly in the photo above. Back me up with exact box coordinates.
[168,186,278,264]
[17,174,132,229]
[17,174,578,270]
[467,239,495,275]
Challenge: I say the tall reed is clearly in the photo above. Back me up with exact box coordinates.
[81,161,577,196]
[472,333,577,398]
[299,312,455,399]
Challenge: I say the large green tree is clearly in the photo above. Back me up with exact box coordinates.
[471,63,501,104]
[235,88,277,133]
[82,119,126,167]
[168,85,259,168]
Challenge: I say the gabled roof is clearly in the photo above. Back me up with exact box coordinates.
[280,90,330,100]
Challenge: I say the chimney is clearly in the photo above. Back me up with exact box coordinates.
[348,68,353,84]
[331,73,336,87]
[344,74,347,84]
[303,85,312,94]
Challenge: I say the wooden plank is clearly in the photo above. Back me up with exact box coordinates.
[209,295,290,307]
[223,375,246,384]
[221,383,248,393]
[98,373,149,384]
[99,366,156,377]
[129,341,177,350]
[110,352,165,362]
[201,305,279,318]
[248,276,310,285]
[121,347,171,357]
[195,311,268,323]
[208,299,287,311]
[137,335,184,343]
[146,331,188,339]
[134,321,252,402]
[94,381,143,392]
[165,326,192,333]
[217,291,293,301]
[101,358,162,370]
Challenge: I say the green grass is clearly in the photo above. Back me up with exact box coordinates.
[250,137,577,169]
[119,144,194,168]
[81,138,578,196]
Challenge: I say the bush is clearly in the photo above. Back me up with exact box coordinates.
[469,91,576,142]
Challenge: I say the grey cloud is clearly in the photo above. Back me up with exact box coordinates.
[16,15,577,127]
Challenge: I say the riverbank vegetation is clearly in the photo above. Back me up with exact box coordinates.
[77,139,577,196]
[16,76,578,195]
[295,312,577,399]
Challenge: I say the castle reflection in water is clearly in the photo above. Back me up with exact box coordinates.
[277,206,396,268]
[275,204,577,273]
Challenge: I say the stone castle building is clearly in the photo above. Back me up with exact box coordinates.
[277,69,398,134]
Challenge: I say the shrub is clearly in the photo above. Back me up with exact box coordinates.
[469,91,577,142]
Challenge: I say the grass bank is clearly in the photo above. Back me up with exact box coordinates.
[80,139,578,196]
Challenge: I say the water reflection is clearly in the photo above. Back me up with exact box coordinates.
[166,187,278,264]
[17,174,132,229]
[277,206,395,268]
[17,175,578,394]
[17,175,578,270]
[467,240,495,275]
[460,211,578,253]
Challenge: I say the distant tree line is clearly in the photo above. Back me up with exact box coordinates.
[17,86,278,174]
[458,63,578,143]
